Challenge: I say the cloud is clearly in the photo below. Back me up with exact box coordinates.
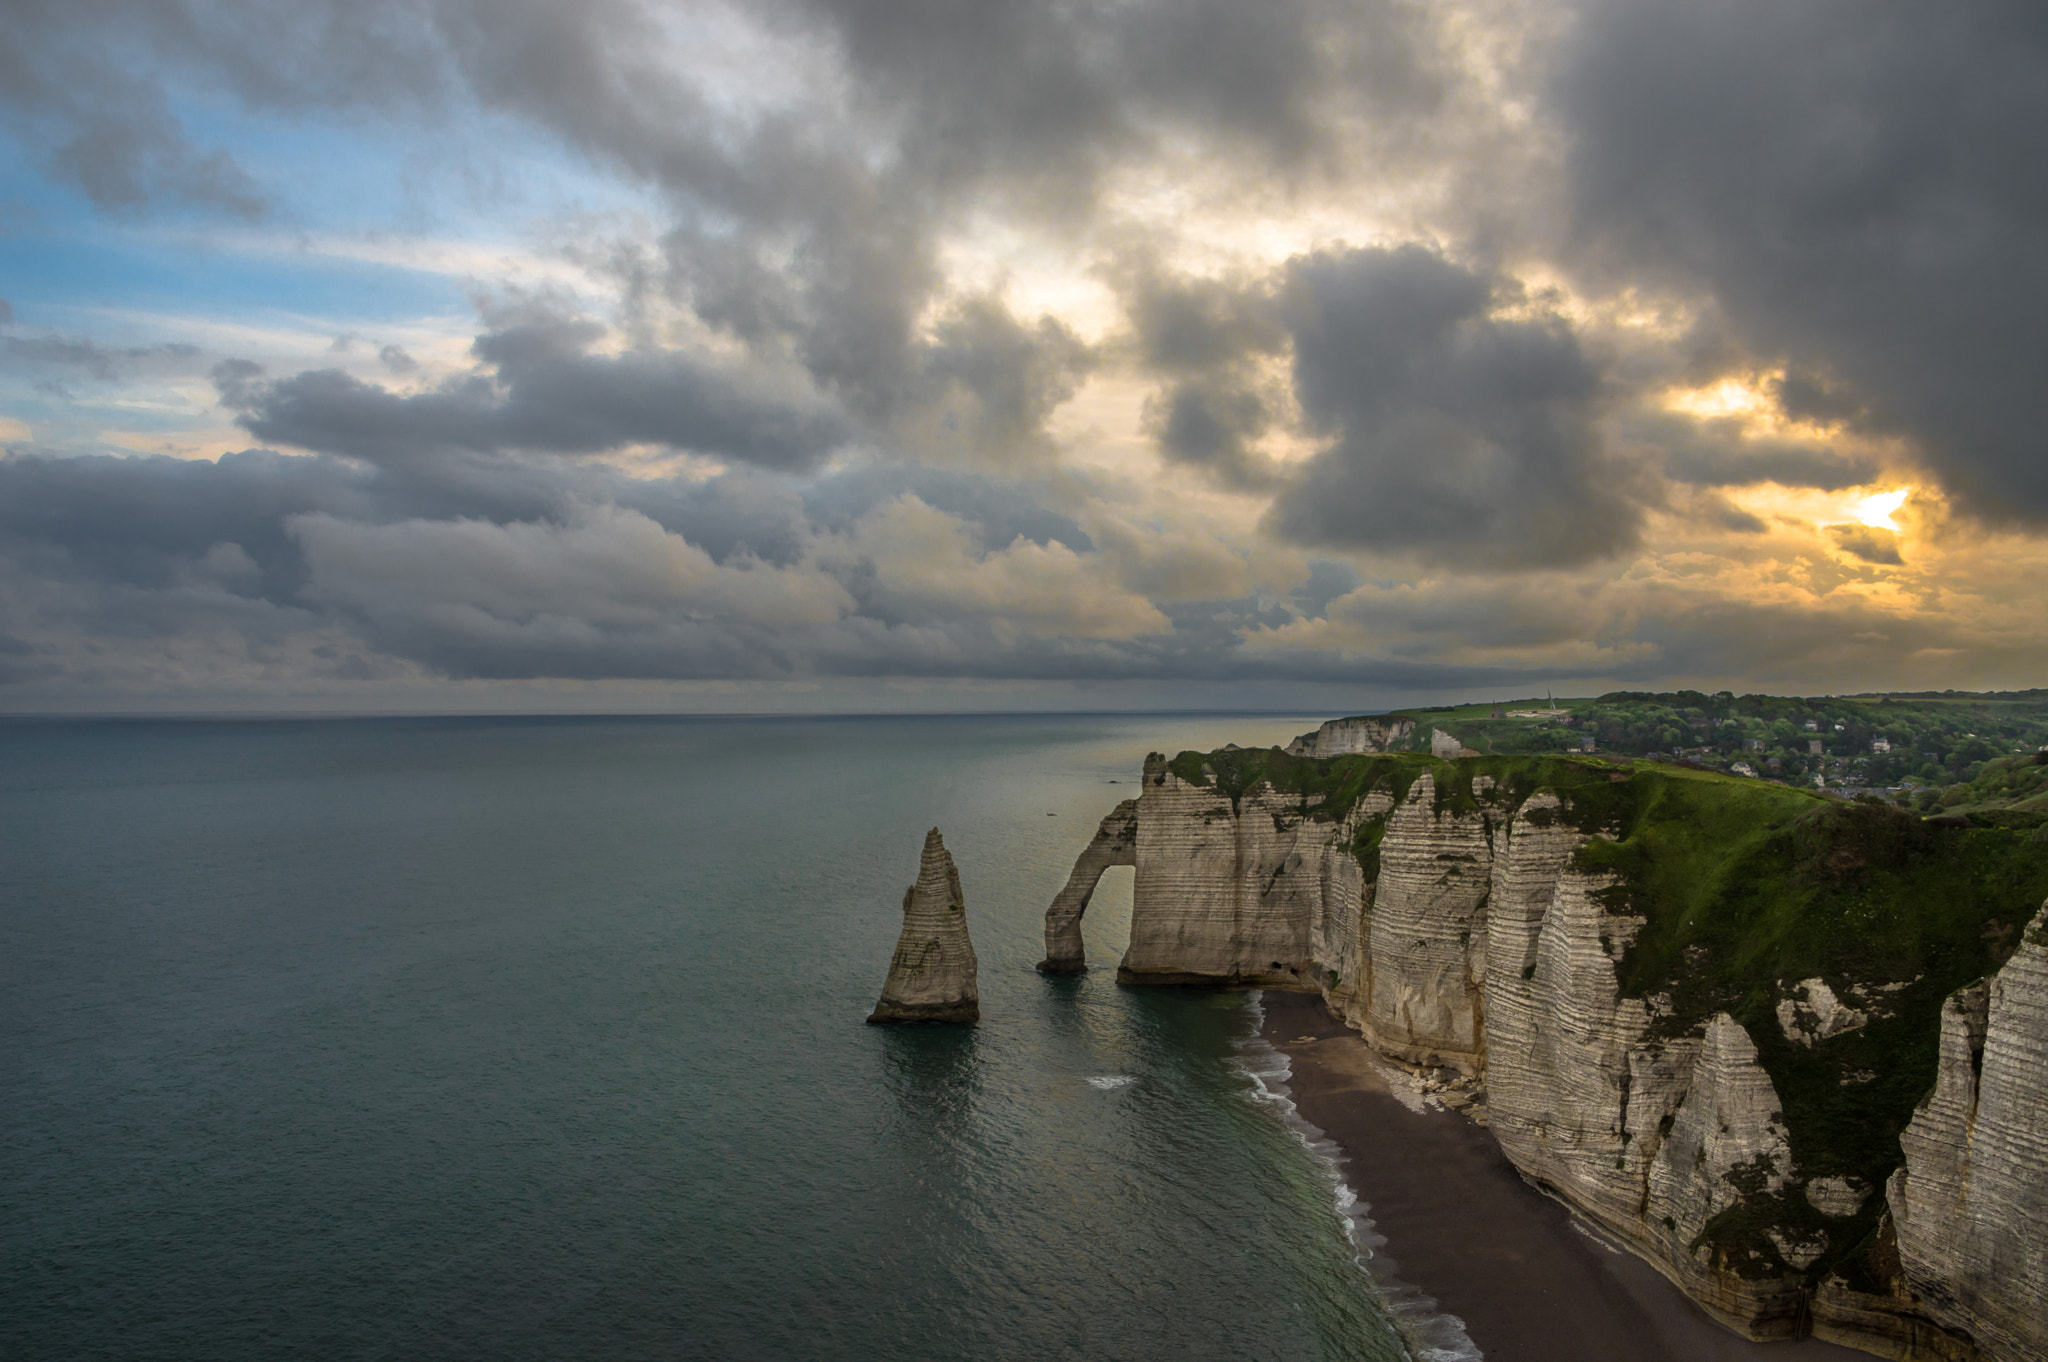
[831,495,1168,640]
[1828,523,1903,566]
[1549,0,2048,523]
[2,332,202,382]
[1146,383,1279,490]
[8,0,2048,706]
[221,313,854,470]
[1265,244,1644,569]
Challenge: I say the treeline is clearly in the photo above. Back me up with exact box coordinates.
[1388,690,2048,799]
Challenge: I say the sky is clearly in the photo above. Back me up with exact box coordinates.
[2,0,2045,713]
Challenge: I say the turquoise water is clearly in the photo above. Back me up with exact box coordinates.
[1,714,1408,1361]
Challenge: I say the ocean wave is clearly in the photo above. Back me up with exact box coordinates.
[1235,991,1485,1362]
[1085,1074,1136,1089]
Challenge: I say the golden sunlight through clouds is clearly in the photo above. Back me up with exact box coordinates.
[1856,488,1910,530]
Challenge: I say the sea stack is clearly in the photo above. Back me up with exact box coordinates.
[867,828,980,1024]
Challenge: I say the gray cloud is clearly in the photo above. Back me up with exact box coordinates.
[1550,0,2048,522]
[1635,410,1880,491]
[1828,523,1904,566]
[7,0,2048,704]
[222,314,854,471]
[1147,383,1279,490]
[1266,244,1643,568]
[3,332,202,382]
[913,297,1093,461]
[1117,264,1288,488]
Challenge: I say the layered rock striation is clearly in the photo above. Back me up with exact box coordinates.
[869,828,979,1024]
[1037,799,1136,973]
[1047,746,2048,1360]
[1888,906,2048,1361]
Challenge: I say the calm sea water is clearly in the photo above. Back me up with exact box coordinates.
[1,714,1409,1362]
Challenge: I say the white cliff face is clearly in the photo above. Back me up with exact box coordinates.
[1044,753,2046,1358]
[1347,771,1494,1071]
[1284,716,1416,758]
[1473,810,1817,1330]
[1121,756,1336,986]
[868,828,979,1024]
[1889,903,2048,1362]
[1037,799,1137,973]
[1647,1016,1817,1319]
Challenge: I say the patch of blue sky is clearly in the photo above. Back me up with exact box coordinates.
[4,222,471,340]
[3,94,649,347]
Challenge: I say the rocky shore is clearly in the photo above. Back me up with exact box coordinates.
[1261,991,1866,1362]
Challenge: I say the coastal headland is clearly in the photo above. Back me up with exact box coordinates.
[1046,699,2048,1361]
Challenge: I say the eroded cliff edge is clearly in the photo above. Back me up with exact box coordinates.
[1048,729,2048,1361]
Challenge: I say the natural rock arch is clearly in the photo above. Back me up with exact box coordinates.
[1037,799,1138,973]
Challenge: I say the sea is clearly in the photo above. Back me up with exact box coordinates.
[1,713,1414,1362]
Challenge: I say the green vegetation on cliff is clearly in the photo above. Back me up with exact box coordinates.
[1345,688,2048,798]
[1166,741,2048,1287]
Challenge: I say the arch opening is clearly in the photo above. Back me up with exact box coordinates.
[1037,799,1138,974]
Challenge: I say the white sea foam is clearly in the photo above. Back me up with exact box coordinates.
[1236,991,1486,1362]
[1085,1075,1136,1089]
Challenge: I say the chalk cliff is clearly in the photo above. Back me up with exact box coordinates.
[1285,714,1416,758]
[1048,746,2048,1360]
[1888,905,2048,1362]
[869,828,979,1024]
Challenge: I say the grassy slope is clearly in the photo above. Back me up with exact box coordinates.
[1169,744,2048,1284]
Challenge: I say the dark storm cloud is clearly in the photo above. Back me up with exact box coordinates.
[1551,0,2048,522]
[1265,244,1643,568]
[1116,264,1287,488]
[221,315,854,471]
[801,0,1442,192]
[1147,383,1279,491]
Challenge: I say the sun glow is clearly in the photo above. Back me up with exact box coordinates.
[1662,377,1769,420]
[1856,488,1910,530]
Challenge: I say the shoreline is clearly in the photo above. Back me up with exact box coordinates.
[1257,991,1867,1362]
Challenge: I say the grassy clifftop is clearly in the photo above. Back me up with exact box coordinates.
[1322,688,2048,802]
[1167,743,2048,1283]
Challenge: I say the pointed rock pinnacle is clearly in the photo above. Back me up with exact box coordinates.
[867,828,980,1024]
